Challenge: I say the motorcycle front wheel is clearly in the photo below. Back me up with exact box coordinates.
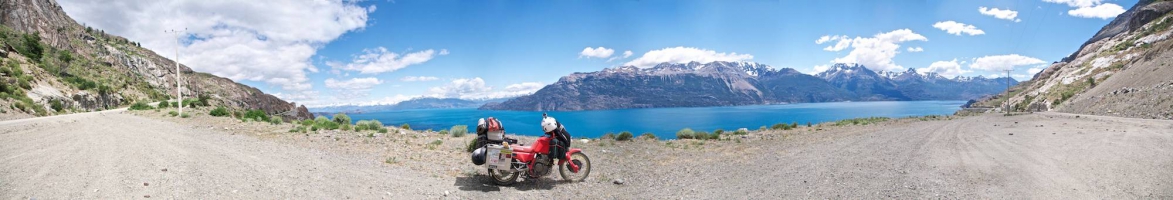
[559,152,591,182]
[488,168,519,186]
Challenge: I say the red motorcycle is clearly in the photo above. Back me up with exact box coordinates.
[471,115,591,185]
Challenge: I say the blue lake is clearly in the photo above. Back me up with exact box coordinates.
[346,101,965,139]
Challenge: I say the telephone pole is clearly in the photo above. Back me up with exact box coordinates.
[1004,69,1012,114]
[165,29,185,116]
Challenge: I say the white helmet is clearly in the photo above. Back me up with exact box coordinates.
[541,116,560,133]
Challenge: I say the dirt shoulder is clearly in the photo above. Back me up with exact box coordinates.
[2,108,1171,199]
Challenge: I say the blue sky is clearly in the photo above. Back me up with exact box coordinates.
[58,0,1136,107]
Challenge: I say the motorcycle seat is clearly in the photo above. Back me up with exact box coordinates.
[510,145,534,153]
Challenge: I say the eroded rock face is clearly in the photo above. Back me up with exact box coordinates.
[0,0,313,120]
[989,0,1173,119]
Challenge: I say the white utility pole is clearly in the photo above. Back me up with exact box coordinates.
[1004,69,1012,114]
[166,29,185,116]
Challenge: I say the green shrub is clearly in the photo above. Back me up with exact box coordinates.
[733,129,748,135]
[616,131,634,141]
[355,120,385,131]
[695,131,710,140]
[771,123,788,130]
[128,102,153,110]
[209,106,230,117]
[180,113,190,118]
[48,100,62,112]
[301,119,314,126]
[400,123,411,130]
[833,117,890,126]
[639,132,657,140]
[807,122,812,127]
[332,113,351,125]
[168,110,178,117]
[340,124,351,131]
[450,125,468,137]
[439,129,449,135]
[466,137,480,153]
[601,132,615,140]
[243,109,269,122]
[312,116,339,130]
[377,128,388,133]
[270,116,283,125]
[157,101,170,108]
[170,102,178,107]
[676,128,695,139]
[714,129,724,135]
[790,122,798,128]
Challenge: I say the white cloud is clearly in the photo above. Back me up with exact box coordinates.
[427,78,544,100]
[606,50,635,62]
[400,76,439,82]
[58,0,374,93]
[979,7,1021,22]
[1043,0,1125,19]
[807,64,832,74]
[818,29,928,72]
[969,54,1046,72]
[324,77,384,90]
[579,47,614,59]
[328,47,445,74]
[1027,65,1046,75]
[907,47,924,52]
[623,47,754,68]
[815,35,846,44]
[1067,3,1125,19]
[917,59,972,78]
[1043,0,1101,8]
[933,21,986,36]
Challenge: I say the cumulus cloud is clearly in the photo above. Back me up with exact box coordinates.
[969,54,1046,72]
[58,0,374,93]
[979,7,1021,22]
[917,59,972,78]
[606,50,634,62]
[1043,0,1102,8]
[579,47,614,59]
[623,47,754,68]
[400,76,439,82]
[816,29,928,72]
[1027,65,1046,75]
[1068,3,1126,19]
[1043,0,1124,19]
[427,78,544,100]
[907,47,924,52]
[933,21,985,36]
[328,47,445,74]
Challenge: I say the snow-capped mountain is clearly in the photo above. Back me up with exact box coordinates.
[482,61,1017,111]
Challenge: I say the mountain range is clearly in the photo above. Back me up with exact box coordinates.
[0,0,312,120]
[310,97,510,114]
[481,61,1016,111]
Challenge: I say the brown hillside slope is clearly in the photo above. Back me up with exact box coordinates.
[977,0,1173,120]
[0,0,312,120]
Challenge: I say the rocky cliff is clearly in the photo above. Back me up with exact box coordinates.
[0,0,312,120]
[977,0,1173,119]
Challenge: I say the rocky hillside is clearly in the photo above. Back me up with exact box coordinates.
[0,0,312,120]
[976,0,1173,119]
[481,61,1014,111]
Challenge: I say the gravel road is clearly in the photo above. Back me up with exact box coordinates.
[0,109,443,199]
[2,110,1171,199]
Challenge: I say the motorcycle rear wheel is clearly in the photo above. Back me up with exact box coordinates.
[488,169,519,186]
[559,152,591,182]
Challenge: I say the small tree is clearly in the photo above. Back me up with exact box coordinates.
[400,123,411,130]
